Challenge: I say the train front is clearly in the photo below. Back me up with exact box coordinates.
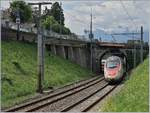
[104,56,123,82]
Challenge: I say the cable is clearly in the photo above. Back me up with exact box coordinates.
[120,0,141,68]
[132,0,148,29]
[119,0,140,42]
[120,0,136,27]
[65,11,88,26]
[65,3,125,42]
[120,0,140,40]
[120,0,142,37]
[132,0,147,14]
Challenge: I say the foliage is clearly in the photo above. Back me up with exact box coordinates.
[42,16,71,35]
[62,26,71,35]
[42,2,64,26]
[31,7,39,27]
[50,2,65,26]
[10,1,32,23]
[101,58,149,112]
[52,24,71,35]
[31,2,71,35]
[42,16,58,30]
[1,41,93,108]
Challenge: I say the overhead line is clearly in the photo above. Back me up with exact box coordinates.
[119,0,136,27]
[65,11,87,25]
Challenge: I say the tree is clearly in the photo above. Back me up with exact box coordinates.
[52,24,71,35]
[50,2,65,26]
[62,27,71,35]
[10,1,32,23]
[42,16,71,35]
[31,7,39,27]
[42,16,58,30]
[41,3,71,35]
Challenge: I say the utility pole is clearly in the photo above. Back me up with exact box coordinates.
[59,2,62,36]
[89,8,94,71]
[133,32,136,68]
[140,26,143,63]
[28,2,52,93]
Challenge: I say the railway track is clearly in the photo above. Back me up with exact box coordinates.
[67,85,117,112]
[4,76,101,112]
[4,76,117,112]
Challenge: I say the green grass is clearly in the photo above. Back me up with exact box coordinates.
[101,58,149,112]
[2,40,93,108]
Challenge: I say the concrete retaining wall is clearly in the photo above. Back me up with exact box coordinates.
[2,27,149,74]
[2,28,36,42]
[2,28,91,70]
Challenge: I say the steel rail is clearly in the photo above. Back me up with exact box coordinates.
[27,78,105,112]
[5,76,104,112]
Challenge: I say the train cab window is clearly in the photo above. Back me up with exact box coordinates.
[106,60,120,69]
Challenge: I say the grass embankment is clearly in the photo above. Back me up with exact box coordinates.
[101,58,149,112]
[2,41,93,108]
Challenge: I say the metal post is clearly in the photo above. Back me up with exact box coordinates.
[17,23,20,40]
[16,8,20,40]
[59,2,62,36]
[37,3,43,93]
[133,32,136,68]
[140,26,143,63]
[89,8,93,71]
[90,39,93,71]
[41,26,45,82]
[28,2,52,93]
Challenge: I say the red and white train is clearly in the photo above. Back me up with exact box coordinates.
[104,56,126,82]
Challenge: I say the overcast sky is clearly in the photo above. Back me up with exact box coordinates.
[1,0,150,37]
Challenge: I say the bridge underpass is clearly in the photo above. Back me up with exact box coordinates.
[96,49,127,74]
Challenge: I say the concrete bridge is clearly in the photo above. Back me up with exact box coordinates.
[2,27,149,74]
[45,38,149,74]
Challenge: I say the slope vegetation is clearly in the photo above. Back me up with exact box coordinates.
[2,41,93,108]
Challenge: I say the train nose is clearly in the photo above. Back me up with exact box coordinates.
[107,70,117,77]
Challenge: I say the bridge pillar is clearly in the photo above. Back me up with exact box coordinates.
[78,48,83,66]
[60,46,66,59]
[72,47,80,65]
[76,48,81,65]
[92,48,98,73]
[51,44,56,55]
[68,46,74,61]
[78,47,87,67]
[79,48,87,68]
[55,45,66,59]
[85,47,91,69]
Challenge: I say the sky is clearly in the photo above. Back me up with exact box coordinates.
[1,0,150,42]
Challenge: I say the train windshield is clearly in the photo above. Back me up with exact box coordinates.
[106,60,120,68]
